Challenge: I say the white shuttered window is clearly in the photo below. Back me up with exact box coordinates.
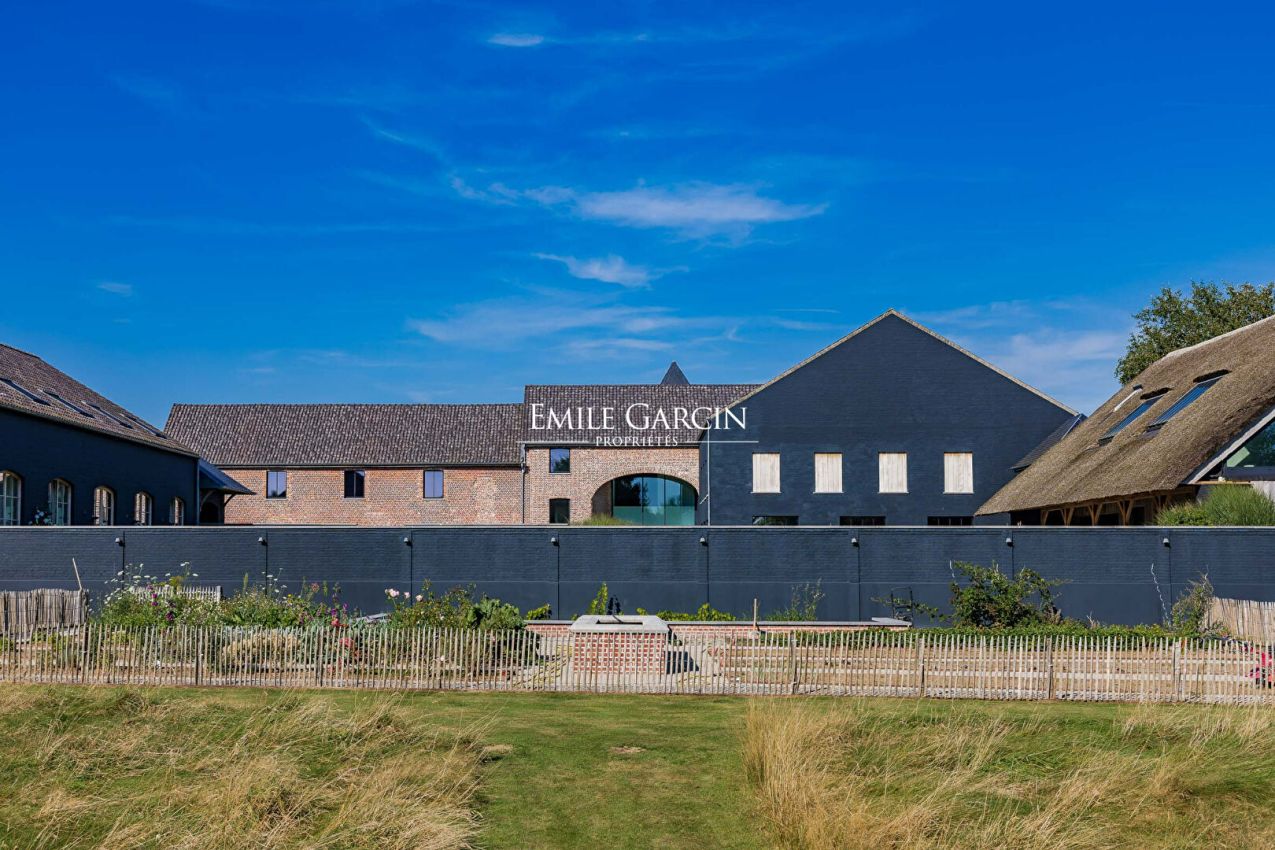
[813,453,842,493]
[752,453,781,493]
[944,452,974,493]
[878,452,908,493]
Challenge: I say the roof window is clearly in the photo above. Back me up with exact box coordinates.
[1146,374,1224,431]
[44,390,94,418]
[1100,391,1166,443]
[1,378,50,405]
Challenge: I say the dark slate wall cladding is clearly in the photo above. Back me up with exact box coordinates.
[0,409,199,526]
[697,315,1078,527]
[414,528,559,615]
[1,526,1273,626]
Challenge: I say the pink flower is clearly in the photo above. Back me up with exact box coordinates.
[415,594,423,602]
[387,588,400,598]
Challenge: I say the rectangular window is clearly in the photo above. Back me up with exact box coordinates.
[169,497,184,525]
[752,515,798,525]
[878,452,908,493]
[343,469,365,499]
[1100,392,1165,442]
[1148,375,1222,429]
[814,452,843,493]
[840,516,885,526]
[266,470,287,499]
[943,452,974,494]
[423,469,444,499]
[752,452,781,493]
[549,498,570,524]
[549,448,571,474]
[928,516,973,526]
[1,378,49,406]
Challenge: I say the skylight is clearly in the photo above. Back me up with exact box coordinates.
[1099,392,1164,442]
[87,402,134,429]
[1,378,50,405]
[44,391,94,418]
[1147,375,1222,430]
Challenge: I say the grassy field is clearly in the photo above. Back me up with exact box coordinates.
[0,687,1272,849]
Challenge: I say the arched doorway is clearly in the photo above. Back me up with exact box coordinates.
[591,474,697,525]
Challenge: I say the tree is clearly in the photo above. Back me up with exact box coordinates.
[1116,282,1275,384]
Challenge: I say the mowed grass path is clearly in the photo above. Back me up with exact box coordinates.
[1,687,1273,848]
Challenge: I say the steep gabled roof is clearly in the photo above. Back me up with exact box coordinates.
[660,361,690,385]
[1011,413,1087,472]
[722,309,1077,414]
[979,314,1275,515]
[0,343,196,456]
[165,403,525,467]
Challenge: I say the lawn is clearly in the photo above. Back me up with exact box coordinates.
[0,687,1272,849]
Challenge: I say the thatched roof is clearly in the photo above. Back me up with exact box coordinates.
[979,315,1275,514]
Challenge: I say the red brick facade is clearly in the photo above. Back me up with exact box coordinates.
[571,632,668,674]
[221,467,522,525]
[524,446,700,524]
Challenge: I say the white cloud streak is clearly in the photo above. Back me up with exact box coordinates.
[533,253,684,288]
[97,281,134,296]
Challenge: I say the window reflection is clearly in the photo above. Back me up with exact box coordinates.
[610,475,696,525]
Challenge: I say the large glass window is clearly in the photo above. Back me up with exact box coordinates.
[423,469,444,499]
[549,498,570,524]
[0,471,21,525]
[1225,419,1275,473]
[549,448,571,474]
[344,470,365,498]
[48,479,72,525]
[611,475,696,526]
[266,470,287,499]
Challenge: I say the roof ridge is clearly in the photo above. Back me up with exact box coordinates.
[1158,313,1275,362]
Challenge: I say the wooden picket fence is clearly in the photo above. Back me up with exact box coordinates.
[1,625,1274,704]
[0,590,87,636]
[1211,597,1275,644]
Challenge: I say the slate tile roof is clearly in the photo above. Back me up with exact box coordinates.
[165,403,526,467]
[0,343,195,456]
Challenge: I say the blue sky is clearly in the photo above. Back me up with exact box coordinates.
[3,1,1274,425]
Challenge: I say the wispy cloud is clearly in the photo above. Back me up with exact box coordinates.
[447,181,825,238]
[487,32,546,47]
[915,298,1133,413]
[97,281,134,297]
[407,289,736,352]
[533,253,684,288]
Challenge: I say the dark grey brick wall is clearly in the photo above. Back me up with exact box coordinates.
[1,525,1272,625]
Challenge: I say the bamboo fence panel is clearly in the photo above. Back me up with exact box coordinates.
[0,589,87,635]
[1212,597,1275,644]
[1,626,1273,705]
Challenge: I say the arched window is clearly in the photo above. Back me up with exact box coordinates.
[0,471,21,526]
[48,479,72,525]
[598,474,697,526]
[134,492,153,526]
[169,496,184,526]
[93,487,115,526]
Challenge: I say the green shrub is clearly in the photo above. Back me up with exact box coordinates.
[769,582,824,621]
[949,562,1062,628]
[525,603,553,621]
[636,603,737,621]
[1157,485,1275,526]
[383,584,524,631]
[586,583,612,616]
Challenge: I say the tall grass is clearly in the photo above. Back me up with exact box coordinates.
[743,699,1275,849]
[0,688,485,850]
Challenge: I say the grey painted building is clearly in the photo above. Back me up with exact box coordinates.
[0,343,244,526]
[698,311,1078,526]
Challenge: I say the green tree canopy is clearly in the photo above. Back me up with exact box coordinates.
[1116,282,1275,384]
